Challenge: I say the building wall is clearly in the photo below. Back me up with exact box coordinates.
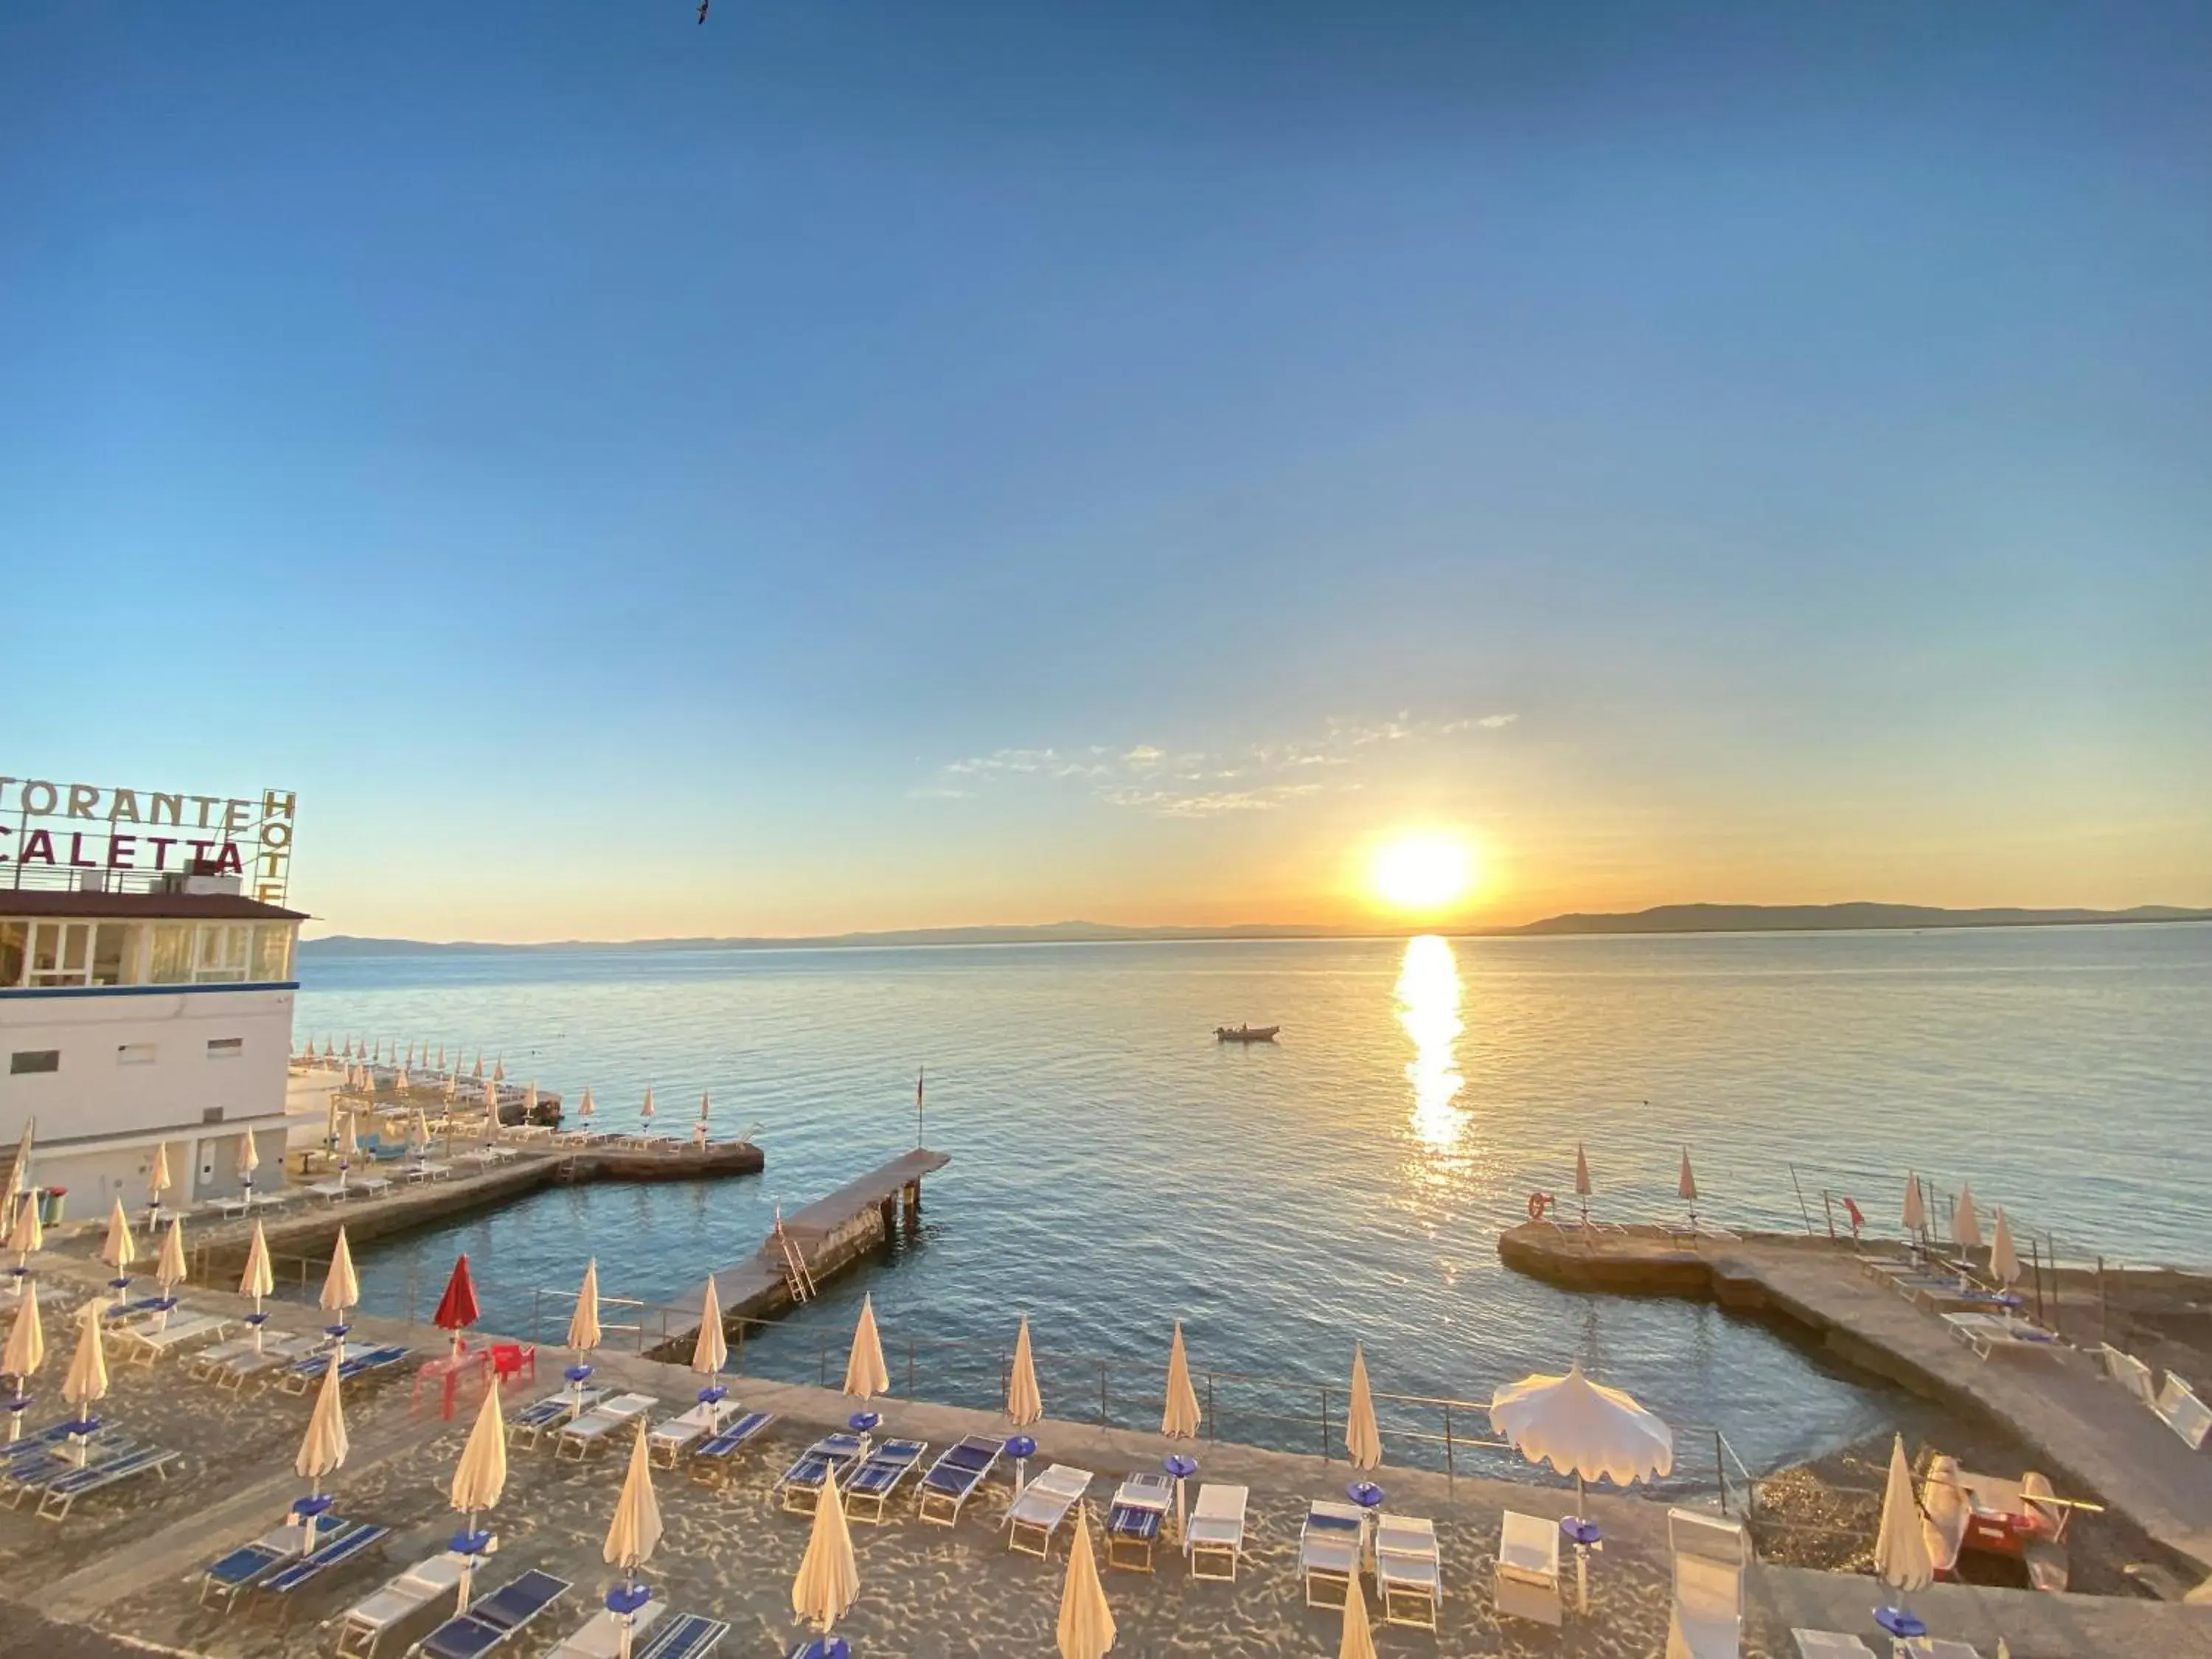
[0,984,295,1210]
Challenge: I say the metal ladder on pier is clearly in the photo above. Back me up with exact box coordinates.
[772,1207,817,1303]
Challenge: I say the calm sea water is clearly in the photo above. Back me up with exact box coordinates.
[295,924,2212,1481]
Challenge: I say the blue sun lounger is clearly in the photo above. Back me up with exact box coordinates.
[843,1438,928,1525]
[200,1518,321,1610]
[775,1432,863,1515]
[686,1410,776,1487]
[411,1568,571,1659]
[2,1434,142,1508]
[917,1433,1004,1526]
[279,1343,411,1395]
[633,1613,730,1659]
[254,1519,392,1618]
[36,1443,179,1519]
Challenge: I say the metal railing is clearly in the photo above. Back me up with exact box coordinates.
[220,1246,1757,1513]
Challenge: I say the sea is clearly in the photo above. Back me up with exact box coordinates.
[294,922,2212,1487]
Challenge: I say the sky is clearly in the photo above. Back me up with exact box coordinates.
[4,3,2208,941]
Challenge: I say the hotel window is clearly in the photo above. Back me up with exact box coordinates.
[9,1050,59,1075]
[148,923,192,984]
[117,1043,156,1065]
[0,922,24,988]
[28,922,91,987]
[90,922,128,987]
[251,925,291,982]
[194,923,249,984]
[207,1037,243,1059]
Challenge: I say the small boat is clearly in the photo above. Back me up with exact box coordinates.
[1921,1453,2086,1593]
[1214,1024,1281,1043]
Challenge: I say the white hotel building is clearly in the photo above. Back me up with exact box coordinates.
[0,883,323,1218]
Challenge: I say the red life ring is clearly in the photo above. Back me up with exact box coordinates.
[1528,1191,1552,1221]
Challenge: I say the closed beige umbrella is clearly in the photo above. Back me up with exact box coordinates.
[8,1119,32,1200]
[493,1055,505,1082]
[8,1182,44,1269]
[321,1227,360,1328]
[1161,1321,1202,1439]
[605,1419,664,1576]
[1344,1343,1382,1471]
[242,1219,276,1351]
[1989,1206,2022,1287]
[296,1349,349,1548]
[1874,1434,1933,1593]
[569,1259,603,1352]
[579,1088,595,1122]
[61,1301,108,1464]
[153,1215,188,1331]
[602,1419,664,1659]
[238,1125,260,1185]
[100,1196,136,1275]
[3,1282,43,1442]
[1953,1183,1983,1252]
[1678,1147,1700,1230]
[1055,1503,1117,1659]
[691,1277,727,1380]
[791,1457,858,1632]
[1006,1315,1043,1427]
[147,1143,173,1212]
[450,1382,508,1609]
[844,1293,889,1400]
[1338,1563,1377,1659]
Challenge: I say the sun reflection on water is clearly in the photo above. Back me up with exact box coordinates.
[1396,934,1467,1149]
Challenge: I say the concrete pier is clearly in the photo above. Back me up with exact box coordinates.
[649,1147,950,1360]
[1500,1222,2212,1579]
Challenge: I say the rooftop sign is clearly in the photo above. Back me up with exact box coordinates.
[0,776,298,905]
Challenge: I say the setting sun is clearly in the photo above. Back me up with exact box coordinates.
[1368,832,1477,915]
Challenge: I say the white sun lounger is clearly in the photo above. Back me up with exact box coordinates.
[1007,1464,1091,1558]
[1942,1312,2062,1361]
[1300,1499,1366,1607]
[2153,1374,2212,1451]
[645,1398,740,1468]
[1495,1509,1562,1627]
[335,1550,470,1659]
[555,1392,657,1461]
[1374,1514,1442,1630]
[1186,1482,1248,1582]
[209,1329,318,1388]
[545,1599,664,1659]
[1665,1508,1747,1659]
[1791,1633,1877,1658]
[2099,1344,2157,1408]
[116,1311,231,1364]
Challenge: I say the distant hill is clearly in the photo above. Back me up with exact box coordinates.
[1505,902,2211,936]
[299,902,2209,957]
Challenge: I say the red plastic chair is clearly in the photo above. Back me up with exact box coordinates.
[489,1342,536,1388]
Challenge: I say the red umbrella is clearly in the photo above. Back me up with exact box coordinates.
[434,1254,481,1356]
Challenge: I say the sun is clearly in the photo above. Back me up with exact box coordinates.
[1368,833,1477,915]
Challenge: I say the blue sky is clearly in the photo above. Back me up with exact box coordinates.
[4,3,2207,939]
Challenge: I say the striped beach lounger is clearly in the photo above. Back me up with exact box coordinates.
[2,1435,142,1508]
[776,1433,864,1515]
[37,1443,178,1519]
[686,1411,775,1487]
[1105,1472,1174,1572]
[509,1388,605,1451]
[251,1519,390,1619]
[916,1433,1003,1526]
[279,1343,411,1395]
[645,1397,741,1467]
[555,1393,657,1461]
[843,1439,927,1525]
[1006,1464,1091,1558]
[335,1551,470,1659]
[413,1567,571,1659]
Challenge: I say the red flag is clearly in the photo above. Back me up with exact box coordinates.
[434,1253,481,1335]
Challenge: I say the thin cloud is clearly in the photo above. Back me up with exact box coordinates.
[927,709,1515,818]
